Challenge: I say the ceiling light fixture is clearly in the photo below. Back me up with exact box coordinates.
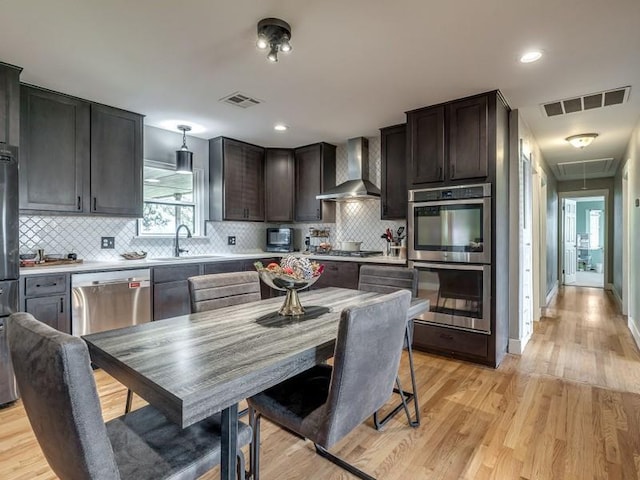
[274,124,288,131]
[565,133,599,149]
[520,50,543,63]
[581,161,588,190]
[175,125,193,174]
[256,18,292,62]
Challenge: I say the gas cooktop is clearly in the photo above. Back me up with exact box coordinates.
[322,250,383,257]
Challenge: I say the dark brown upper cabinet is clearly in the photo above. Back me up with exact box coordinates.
[19,85,144,217]
[0,62,21,146]
[265,148,295,222]
[407,92,491,187]
[209,137,265,222]
[90,104,144,217]
[294,142,336,223]
[380,124,407,219]
[20,86,90,213]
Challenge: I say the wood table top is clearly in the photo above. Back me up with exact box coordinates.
[84,287,429,428]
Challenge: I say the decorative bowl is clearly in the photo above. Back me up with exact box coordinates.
[255,256,324,316]
[121,251,147,260]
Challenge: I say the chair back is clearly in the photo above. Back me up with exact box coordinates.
[319,290,411,447]
[358,265,418,297]
[7,312,120,480]
[188,271,261,313]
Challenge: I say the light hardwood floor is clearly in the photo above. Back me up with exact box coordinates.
[1,286,639,479]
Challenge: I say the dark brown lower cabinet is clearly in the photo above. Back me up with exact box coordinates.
[311,261,359,290]
[152,264,201,321]
[24,295,70,334]
[412,322,489,361]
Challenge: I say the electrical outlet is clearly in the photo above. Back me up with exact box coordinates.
[228,236,236,246]
[101,236,115,249]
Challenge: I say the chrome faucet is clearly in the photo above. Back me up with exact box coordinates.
[174,224,192,257]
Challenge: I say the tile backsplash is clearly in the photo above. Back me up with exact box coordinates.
[19,134,406,259]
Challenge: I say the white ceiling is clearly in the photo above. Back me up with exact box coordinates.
[2,0,639,180]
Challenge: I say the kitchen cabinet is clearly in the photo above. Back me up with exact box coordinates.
[407,92,491,187]
[209,137,265,222]
[380,124,407,219]
[265,148,295,222]
[203,260,245,275]
[0,62,21,146]
[19,86,144,216]
[19,86,90,213]
[21,273,70,334]
[412,322,488,361]
[294,143,336,222]
[152,264,201,320]
[90,104,143,216]
[311,261,359,290]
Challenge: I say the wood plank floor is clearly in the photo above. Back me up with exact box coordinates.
[1,286,639,479]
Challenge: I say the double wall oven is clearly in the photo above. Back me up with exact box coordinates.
[408,184,492,334]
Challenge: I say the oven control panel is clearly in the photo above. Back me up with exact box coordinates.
[409,183,491,202]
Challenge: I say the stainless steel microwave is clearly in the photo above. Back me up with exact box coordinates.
[266,228,294,253]
[408,184,491,264]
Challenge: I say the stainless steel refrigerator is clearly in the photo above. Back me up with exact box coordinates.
[0,143,19,405]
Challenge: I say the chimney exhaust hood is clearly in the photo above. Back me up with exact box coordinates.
[316,137,381,201]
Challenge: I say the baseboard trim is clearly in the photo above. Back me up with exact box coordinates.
[629,317,640,351]
[545,281,558,306]
[508,331,533,355]
[611,286,623,311]
[606,282,614,291]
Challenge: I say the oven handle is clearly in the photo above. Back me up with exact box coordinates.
[409,198,487,208]
[409,261,488,271]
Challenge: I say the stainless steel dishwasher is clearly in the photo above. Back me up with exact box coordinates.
[71,269,151,336]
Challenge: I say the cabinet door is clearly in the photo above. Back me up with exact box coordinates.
[222,138,246,221]
[90,104,143,216]
[295,143,337,222]
[0,64,20,146]
[242,143,265,221]
[153,280,192,320]
[203,261,245,274]
[20,87,89,213]
[265,149,294,222]
[25,296,70,334]
[407,106,445,185]
[447,95,488,180]
[380,124,407,219]
[312,261,359,290]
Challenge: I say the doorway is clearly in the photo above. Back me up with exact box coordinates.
[561,194,606,288]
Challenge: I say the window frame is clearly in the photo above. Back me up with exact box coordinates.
[136,160,205,237]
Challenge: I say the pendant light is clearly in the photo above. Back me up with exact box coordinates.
[176,125,193,174]
[581,161,587,190]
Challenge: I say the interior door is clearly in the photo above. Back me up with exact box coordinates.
[563,199,577,284]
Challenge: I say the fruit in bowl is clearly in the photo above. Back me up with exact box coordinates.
[254,256,324,315]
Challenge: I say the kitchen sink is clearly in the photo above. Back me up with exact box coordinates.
[149,255,223,262]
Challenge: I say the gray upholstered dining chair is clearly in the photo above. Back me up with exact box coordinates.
[358,265,421,429]
[188,271,262,313]
[247,290,411,480]
[8,312,252,480]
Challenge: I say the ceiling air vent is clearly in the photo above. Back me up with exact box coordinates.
[219,91,263,109]
[541,86,630,117]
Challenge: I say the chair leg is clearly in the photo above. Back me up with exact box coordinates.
[124,389,133,414]
[314,444,376,480]
[237,450,246,480]
[372,325,421,430]
[249,408,261,480]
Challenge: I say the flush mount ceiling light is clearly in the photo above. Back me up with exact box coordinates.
[520,50,543,63]
[565,133,599,149]
[256,17,292,62]
[274,124,288,131]
[176,125,193,174]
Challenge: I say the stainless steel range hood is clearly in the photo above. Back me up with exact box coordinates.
[316,137,381,201]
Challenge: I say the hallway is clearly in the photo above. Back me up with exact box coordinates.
[0,287,639,479]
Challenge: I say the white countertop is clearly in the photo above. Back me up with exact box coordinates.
[20,252,407,276]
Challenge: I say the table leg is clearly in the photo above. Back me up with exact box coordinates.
[221,403,239,480]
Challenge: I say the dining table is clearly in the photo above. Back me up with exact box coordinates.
[83,287,429,480]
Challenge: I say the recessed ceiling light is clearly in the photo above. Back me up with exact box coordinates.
[520,50,543,63]
[274,124,288,131]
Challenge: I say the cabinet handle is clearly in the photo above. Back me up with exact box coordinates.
[59,298,64,313]
[316,208,320,219]
[438,167,443,180]
[383,204,388,215]
[439,333,454,341]
[93,197,97,211]
[77,196,82,211]
[36,283,57,288]
[450,164,455,178]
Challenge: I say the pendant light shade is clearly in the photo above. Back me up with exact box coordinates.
[176,125,193,174]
